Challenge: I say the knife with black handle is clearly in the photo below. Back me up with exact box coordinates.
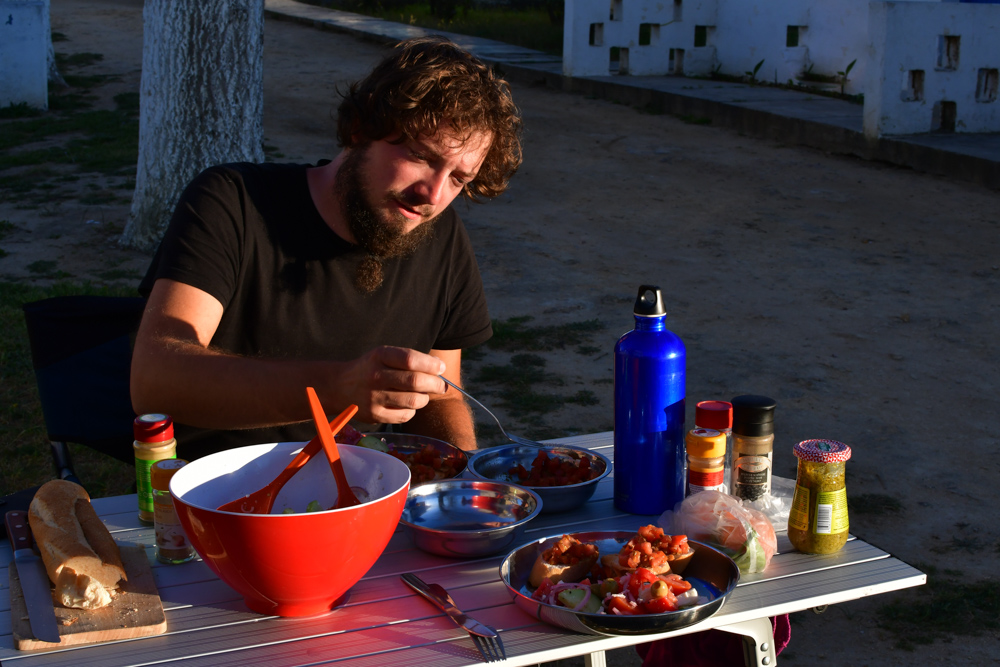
[5,511,61,644]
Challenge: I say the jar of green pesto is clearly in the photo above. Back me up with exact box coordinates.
[788,439,852,554]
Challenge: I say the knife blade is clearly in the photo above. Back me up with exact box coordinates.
[400,573,498,639]
[5,510,61,644]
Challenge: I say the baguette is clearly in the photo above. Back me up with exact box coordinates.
[28,479,127,610]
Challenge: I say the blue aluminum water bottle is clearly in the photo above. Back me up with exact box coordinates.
[614,285,686,515]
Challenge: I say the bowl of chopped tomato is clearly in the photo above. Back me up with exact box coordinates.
[500,529,739,635]
[467,443,611,513]
[357,433,468,486]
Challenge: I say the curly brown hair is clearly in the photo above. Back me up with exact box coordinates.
[337,36,522,201]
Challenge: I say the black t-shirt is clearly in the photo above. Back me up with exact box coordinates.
[140,162,492,458]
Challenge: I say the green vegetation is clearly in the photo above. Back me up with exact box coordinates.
[0,282,136,499]
[877,564,1000,650]
[308,0,562,55]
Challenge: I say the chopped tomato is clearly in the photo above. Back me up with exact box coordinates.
[508,450,600,487]
[658,574,693,594]
[607,596,640,615]
[643,594,679,614]
[532,579,554,601]
[627,567,658,599]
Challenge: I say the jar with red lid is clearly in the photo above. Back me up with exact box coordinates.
[134,413,177,523]
[788,439,852,554]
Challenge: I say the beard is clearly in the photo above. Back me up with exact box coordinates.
[336,145,439,294]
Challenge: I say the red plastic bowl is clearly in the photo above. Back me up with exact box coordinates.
[170,442,410,617]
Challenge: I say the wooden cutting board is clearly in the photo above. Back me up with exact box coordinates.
[9,545,167,651]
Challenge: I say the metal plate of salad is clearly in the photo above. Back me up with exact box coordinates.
[500,529,740,635]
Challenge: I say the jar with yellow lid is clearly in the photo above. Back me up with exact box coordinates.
[685,428,727,495]
[151,458,196,564]
[788,439,852,554]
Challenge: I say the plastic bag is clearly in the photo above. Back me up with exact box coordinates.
[659,491,777,574]
[742,476,795,533]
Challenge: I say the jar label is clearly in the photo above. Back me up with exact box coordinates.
[788,484,811,531]
[689,468,724,488]
[733,454,772,501]
[814,488,849,534]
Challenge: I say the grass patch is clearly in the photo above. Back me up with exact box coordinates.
[0,103,44,120]
[0,281,137,498]
[877,565,1000,649]
[487,315,604,352]
[311,0,562,55]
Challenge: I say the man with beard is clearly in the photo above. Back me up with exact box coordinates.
[131,37,522,460]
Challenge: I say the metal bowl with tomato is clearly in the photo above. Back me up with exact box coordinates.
[467,443,611,513]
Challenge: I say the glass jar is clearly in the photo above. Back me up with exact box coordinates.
[151,458,196,564]
[788,439,852,554]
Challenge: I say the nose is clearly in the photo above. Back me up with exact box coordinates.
[412,168,450,208]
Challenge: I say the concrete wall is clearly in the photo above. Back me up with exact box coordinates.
[865,1,1000,136]
[0,0,49,109]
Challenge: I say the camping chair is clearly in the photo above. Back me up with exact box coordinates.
[2,296,145,521]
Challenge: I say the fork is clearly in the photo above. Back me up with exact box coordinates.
[400,573,506,663]
[439,375,545,449]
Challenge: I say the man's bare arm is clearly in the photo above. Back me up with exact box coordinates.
[405,348,478,451]
[131,279,449,429]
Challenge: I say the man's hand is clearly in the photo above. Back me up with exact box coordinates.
[333,345,448,425]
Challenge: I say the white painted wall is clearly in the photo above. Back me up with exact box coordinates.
[865,1,1000,136]
[0,0,50,109]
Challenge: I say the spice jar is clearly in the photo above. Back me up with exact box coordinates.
[788,439,852,554]
[151,459,196,564]
[730,395,776,502]
[134,413,177,523]
[695,401,733,492]
[685,428,727,495]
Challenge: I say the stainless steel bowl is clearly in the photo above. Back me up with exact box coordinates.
[467,443,611,513]
[400,479,543,558]
[361,433,468,485]
[500,531,740,635]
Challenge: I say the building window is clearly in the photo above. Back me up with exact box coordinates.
[673,0,682,22]
[786,26,800,48]
[669,48,685,75]
[933,100,957,133]
[590,23,604,47]
[901,70,925,102]
[936,35,960,71]
[610,0,623,21]
[639,23,659,47]
[694,25,707,48]
[976,68,998,103]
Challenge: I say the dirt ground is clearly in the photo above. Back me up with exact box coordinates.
[4,0,999,664]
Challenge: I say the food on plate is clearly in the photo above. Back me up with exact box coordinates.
[341,428,464,485]
[531,565,706,615]
[508,449,599,487]
[527,527,705,616]
[28,479,127,610]
[388,443,464,485]
[528,534,600,587]
[601,524,694,576]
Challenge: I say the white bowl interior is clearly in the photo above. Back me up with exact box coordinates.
[171,442,410,514]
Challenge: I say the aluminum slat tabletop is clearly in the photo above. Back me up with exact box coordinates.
[1,432,925,666]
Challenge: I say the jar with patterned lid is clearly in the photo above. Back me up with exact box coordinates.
[788,439,852,554]
[151,459,196,564]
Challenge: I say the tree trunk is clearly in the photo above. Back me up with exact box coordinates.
[121,0,265,252]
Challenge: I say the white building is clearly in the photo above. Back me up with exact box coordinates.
[563,0,1000,137]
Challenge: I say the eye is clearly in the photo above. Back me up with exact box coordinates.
[409,149,428,163]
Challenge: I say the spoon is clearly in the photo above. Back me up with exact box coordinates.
[307,387,362,508]
[438,375,546,448]
[217,402,358,513]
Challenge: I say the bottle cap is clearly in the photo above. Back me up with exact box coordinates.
[794,439,852,463]
[632,285,666,317]
[731,395,776,437]
[134,413,174,442]
[695,401,733,430]
[686,428,727,457]
[151,458,187,491]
